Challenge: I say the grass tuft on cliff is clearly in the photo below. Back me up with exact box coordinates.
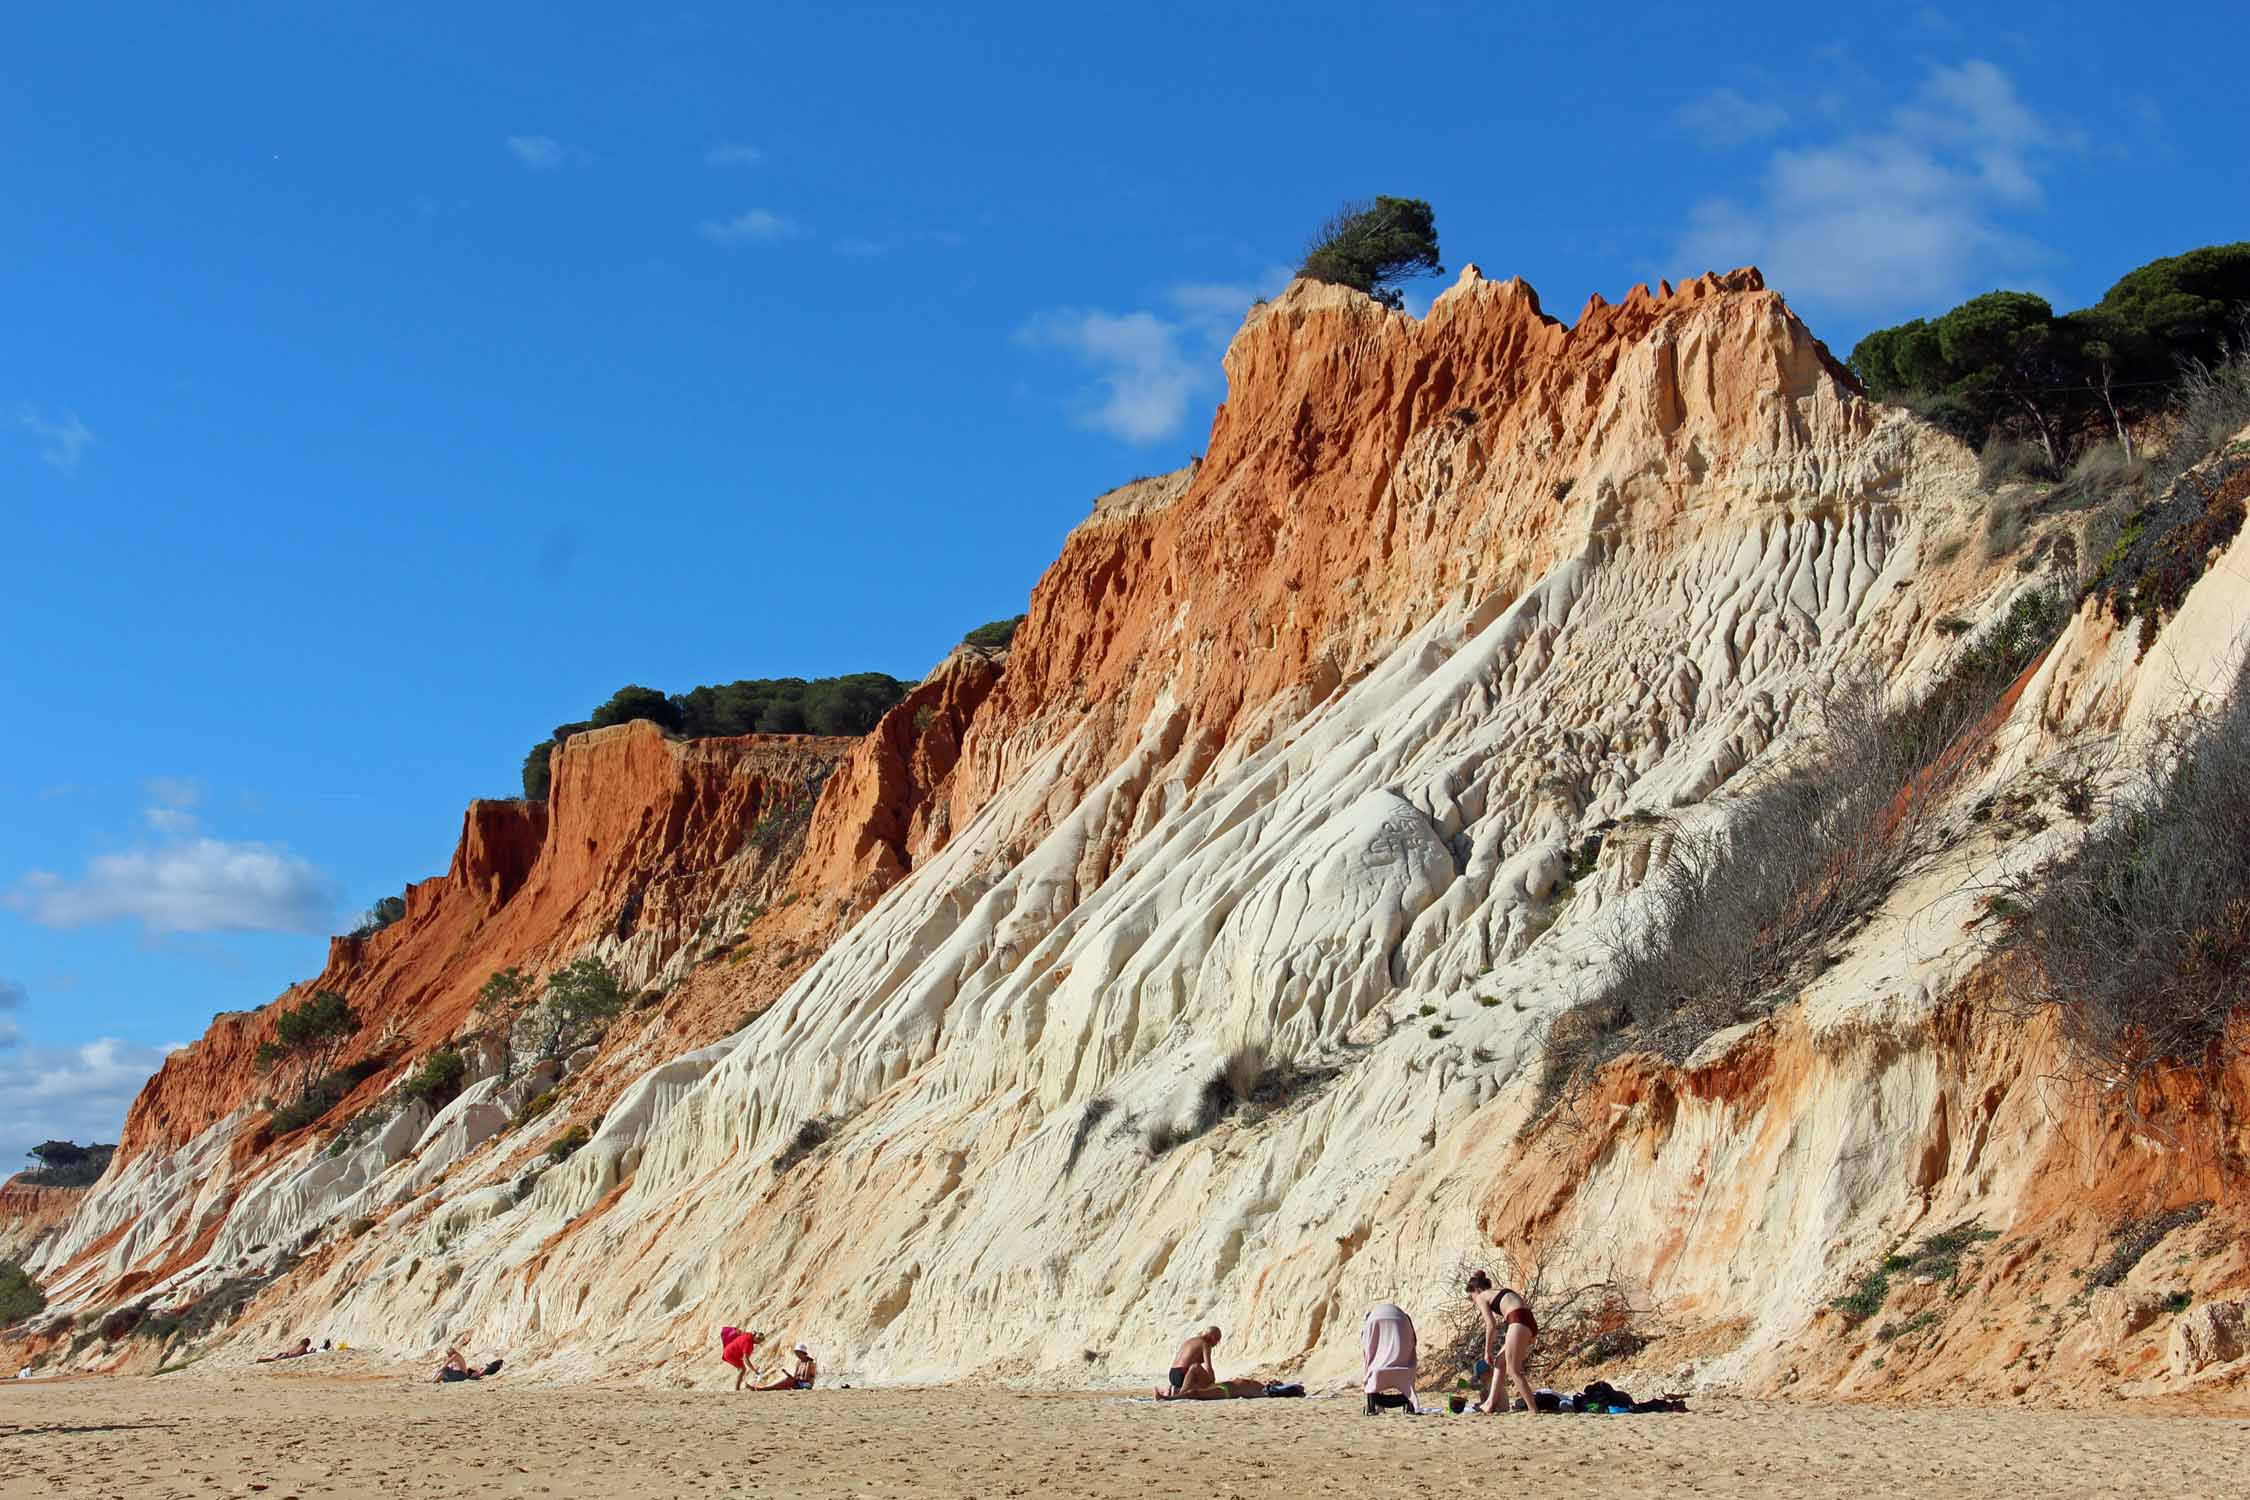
[1534,595,2066,1123]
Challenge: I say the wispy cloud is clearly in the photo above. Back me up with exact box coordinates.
[700,209,801,244]
[505,134,575,170]
[140,776,203,834]
[704,142,764,168]
[1017,270,1291,444]
[0,1035,180,1167]
[1676,60,2052,317]
[13,404,94,475]
[8,838,339,936]
[1672,87,1789,147]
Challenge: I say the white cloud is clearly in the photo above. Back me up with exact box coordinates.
[13,404,94,475]
[704,142,764,168]
[1673,87,1789,147]
[1676,60,2052,317]
[7,838,339,936]
[505,134,570,169]
[1018,268,1292,445]
[0,1036,177,1167]
[700,209,800,243]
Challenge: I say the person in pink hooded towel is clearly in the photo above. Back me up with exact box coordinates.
[719,1326,761,1390]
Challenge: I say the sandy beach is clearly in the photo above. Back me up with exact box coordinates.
[6,1371,2248,1500]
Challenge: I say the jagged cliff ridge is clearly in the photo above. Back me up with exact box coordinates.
[15,268,2249,1401]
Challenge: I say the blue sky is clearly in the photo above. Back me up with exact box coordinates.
[3,1,2242,1165]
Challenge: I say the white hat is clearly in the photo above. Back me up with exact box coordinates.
[793,1343,811,1356]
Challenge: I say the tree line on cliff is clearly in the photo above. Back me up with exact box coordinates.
[1848,242,2250,474]
[519,674,911,800]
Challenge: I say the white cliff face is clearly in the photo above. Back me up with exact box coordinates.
[22,275,2248,1403]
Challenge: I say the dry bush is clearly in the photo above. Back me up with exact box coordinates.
[1980,437,2053,489]
[2088,1204,2209,1289]
[770,1115,835,1175]
[1431,1252,1650,1384]
[2162,339,2250,479]
[1983,501,2027,560]
[1989,667,2250,1077]
[1135,1044,1353,1158]
[1063,1096,1114,1174]
[2045,441,2155,513]
[1536,595,2065,1121]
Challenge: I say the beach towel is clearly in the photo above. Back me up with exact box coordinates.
[1360,1302,1418,1400]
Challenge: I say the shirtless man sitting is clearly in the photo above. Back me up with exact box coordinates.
[1154,1326,1223,1400]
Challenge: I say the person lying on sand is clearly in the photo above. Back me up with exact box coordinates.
[1466,1271,1537,1414]
[436,1345,505,1383]
[1156,1377,1271,1401]
[747,1343,817,1390]
[1153,1326,1222,1400]
[256,1337,313,1363]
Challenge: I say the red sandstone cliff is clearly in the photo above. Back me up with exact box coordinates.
[116,726,858,1165]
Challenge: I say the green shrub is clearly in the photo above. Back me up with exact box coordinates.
[1831,1269,1891,1326]
[0,1259,46,1325]
[546,1124,591,1163]
[963,615,1026,650]
[349,1216,376,1237]
[399,1047,468,1111]
[516,1089,560,1126]
[522,958,627,1063]
[348,894,407,939]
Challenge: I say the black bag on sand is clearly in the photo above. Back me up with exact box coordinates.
[1263,1382,1305,1398]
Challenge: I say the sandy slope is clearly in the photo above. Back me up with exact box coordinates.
[6,1372,2247,1500]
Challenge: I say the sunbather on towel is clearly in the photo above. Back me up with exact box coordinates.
[256,1337,312,1363]
[1466,1271,1537,1414]
[1153,1326,1222,1400]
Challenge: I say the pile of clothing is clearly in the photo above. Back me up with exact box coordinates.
[1517,1381,1688,1414]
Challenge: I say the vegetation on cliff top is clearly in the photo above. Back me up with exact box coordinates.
[1298,196,1443,311]
[962,615,1025,650]
[1849,242,2249,473]
[521,674,911,799]
[18,1139,117,1189]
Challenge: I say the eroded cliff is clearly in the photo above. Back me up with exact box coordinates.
[13,268,2248,1404]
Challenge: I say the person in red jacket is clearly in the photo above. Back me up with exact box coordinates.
[719,1326,761,1390]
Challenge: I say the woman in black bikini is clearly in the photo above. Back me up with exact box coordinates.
[1466,1271,1538,1414]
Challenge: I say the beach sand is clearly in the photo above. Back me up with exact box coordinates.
[6,1370,2247,1499]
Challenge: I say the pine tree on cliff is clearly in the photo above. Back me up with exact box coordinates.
[1298,197,1442,311]
[254,989,362,1103]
